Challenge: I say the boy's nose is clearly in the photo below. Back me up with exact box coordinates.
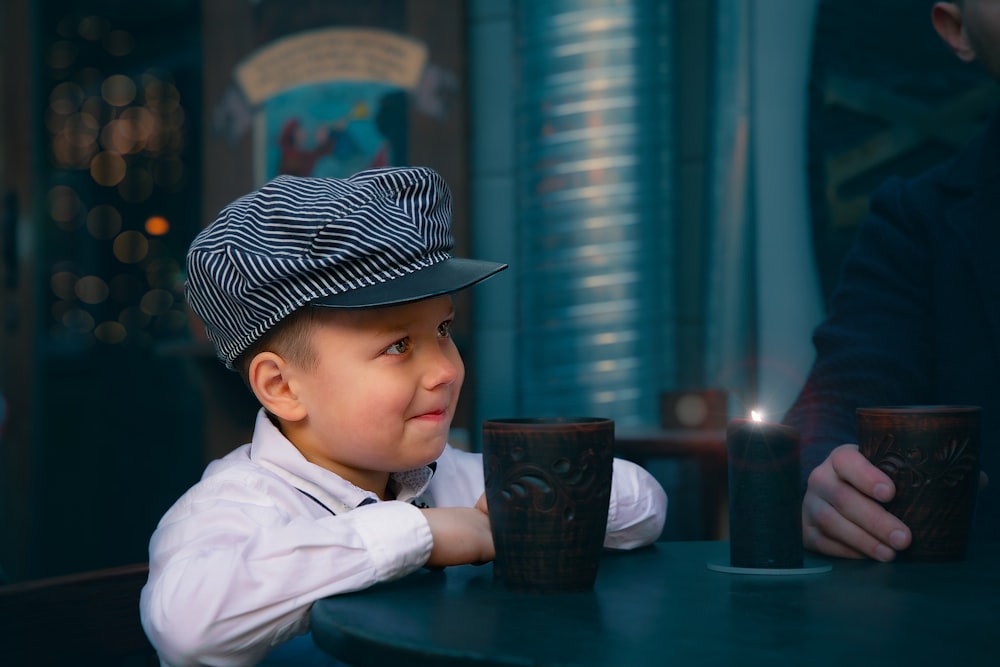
[422,346,461,387]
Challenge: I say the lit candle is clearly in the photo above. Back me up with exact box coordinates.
[727,410,803,569]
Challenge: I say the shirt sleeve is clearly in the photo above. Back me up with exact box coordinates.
[604,457,668,549]
[140,474,432,667]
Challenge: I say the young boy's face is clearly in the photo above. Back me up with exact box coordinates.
[281,295,464,491]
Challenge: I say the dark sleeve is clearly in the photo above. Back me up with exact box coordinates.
[783,175,937,483]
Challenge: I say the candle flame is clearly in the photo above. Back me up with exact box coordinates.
[750,409,764,422]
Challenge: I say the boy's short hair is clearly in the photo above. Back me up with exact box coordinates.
[186,166,507,369]
[233,305,320,385]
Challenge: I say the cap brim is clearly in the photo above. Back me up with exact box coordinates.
[309,258,508,309]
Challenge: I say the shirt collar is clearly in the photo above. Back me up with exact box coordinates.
[387,464,435,505]
[246,409,436,513]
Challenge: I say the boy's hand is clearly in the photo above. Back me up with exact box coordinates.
[801,444,911,562]
[475,492,489,514]
[420,502,495,568]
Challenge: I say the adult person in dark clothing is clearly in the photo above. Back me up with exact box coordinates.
[784,0,1000,562]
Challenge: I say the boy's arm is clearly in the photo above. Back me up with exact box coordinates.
[140,479,433,666]
[604,457,668,549]
[420,504,495,567]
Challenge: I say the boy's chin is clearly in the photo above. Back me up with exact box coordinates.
[416,437,450,465]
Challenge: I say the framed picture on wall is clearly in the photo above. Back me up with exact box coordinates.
[235,27,426,183]
[202,0,467,244]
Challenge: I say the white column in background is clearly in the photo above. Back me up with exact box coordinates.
[752,0,823,417]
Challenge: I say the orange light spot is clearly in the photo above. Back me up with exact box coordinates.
[145,215,169,236]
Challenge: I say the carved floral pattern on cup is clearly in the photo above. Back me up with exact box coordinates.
[484,446,610,521]
[865,433,978,489]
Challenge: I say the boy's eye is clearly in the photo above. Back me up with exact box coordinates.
[384,338,411,355]
[437,320,453,338]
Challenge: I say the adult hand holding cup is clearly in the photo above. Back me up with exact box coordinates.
[857,405,981,561]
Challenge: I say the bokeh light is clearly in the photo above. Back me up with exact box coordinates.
[49,81,85,115]
[145,216,170,236]
[101,74,136,107]
[51,299,75,322]
[95,321,127,344]
[50,271,79,300]
[75,275,110,305]
[101,119,138,154]
[90,151,127,186]
[65,112,100,147]
[62,307,95,333]
[143,77,181,114]
[48,186,82,230]
[80,93,103,118]
[121,107,155,147]
[43,14,193,349]
[113,230,149,263]
[140,288,174,316]
[78,15,110,41]
[47,40,78,72]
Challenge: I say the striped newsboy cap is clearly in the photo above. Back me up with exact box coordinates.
[185,166,507,368]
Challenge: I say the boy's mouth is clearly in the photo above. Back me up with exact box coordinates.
[411,406,448,420]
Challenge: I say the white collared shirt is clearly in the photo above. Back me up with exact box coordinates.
[141,409,667,666]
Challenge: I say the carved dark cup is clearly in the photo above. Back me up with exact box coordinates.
[857,406,981,562]
[482,417,614,592]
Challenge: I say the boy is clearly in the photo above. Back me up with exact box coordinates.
[140,166,668,666]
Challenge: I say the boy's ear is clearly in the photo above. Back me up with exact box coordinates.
[932,2,976,63]
[248,352,307,422]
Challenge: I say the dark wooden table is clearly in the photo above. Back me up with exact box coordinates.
[311,540,998,666]
[615,427,728,539]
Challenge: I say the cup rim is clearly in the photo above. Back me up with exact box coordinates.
[482,417,613,428]
[856,405,981,415]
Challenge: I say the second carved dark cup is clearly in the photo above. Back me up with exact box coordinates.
[482,417,614,593]
[857,405,981,562]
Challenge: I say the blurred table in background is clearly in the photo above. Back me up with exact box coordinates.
[615,427,728,540]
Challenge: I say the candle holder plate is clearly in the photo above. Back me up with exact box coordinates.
[706,559,833,576]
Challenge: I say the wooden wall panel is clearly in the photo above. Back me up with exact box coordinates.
[0,0,38,581]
